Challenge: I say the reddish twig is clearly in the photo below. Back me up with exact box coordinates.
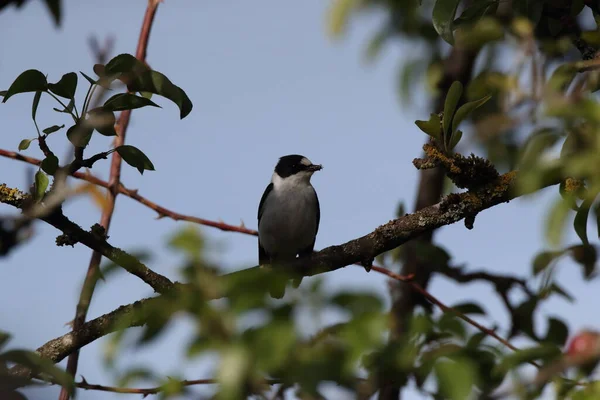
[369,264,527,358]
[0,148,257,235]
[59,2,162,399]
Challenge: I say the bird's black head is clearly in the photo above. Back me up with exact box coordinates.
[274,154,322,178]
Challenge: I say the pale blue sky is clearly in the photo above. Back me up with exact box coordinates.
[0,1,595,399]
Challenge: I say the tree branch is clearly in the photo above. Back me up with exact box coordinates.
[61,2,162,398]
[0,148,256,235]
[0,184,174,293]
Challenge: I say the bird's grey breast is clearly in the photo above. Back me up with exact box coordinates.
[258,183,318,258]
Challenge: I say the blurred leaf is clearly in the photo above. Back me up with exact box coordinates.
[569,244,597,279]
[327,0,357,38]
[43,0,61,26]
[42,124,64,135]
[512,0,544,26]
[66,124,93,148]
[547,64,578,93]
[127,70,193,119]
[0,332,11,349]
[115,145,155,174]
[438,314,466,339]
[545,317,569,346]
[217,345,251,400]
[168,226,205,259]
[34,170,48,201]
[443,81,463,139]
[364,28,389,62]
[466,332,487,349]
[450,302,486,315]
[434,357,477,400]
[415,113,442,141]
[432,0,461,45]
[41,154,59,175]
[495,344,561,373]
[103,93,160,111]
[453,1,498,27]
[532,250,562,275]
[548,283,574,302]
[331,292,384,316]
[18,139,32,151]
[2,70,47,102]
[86,107,116,136]
[0,350,73,394]
[448,129,463,150]
[48,72,77,99]
[546,198,572,247]
[512,297,538,339]
[451,95,491,134]
[117,367,157,388]
[574,196,595,245]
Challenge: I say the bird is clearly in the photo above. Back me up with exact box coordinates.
[258,154,322,298]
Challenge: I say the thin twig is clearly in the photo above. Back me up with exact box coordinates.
[59,2,162,399]
[0,148,257,235]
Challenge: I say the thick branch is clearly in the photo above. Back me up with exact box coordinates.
[0,184,173,293]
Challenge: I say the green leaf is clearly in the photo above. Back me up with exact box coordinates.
[86,108,117,136]
[451,95,491,134]
[450,302,486,315]
[104,53,149,76]
[548,64,578,93]
[66,124,93,148]
[18,139,32,151]
[79,71,97,85]
[443,81,463,138]
[128,70,193,119]
[434,358,477,400]
[512,298,538,339]
[48,72,77,99]
[415,113,442,141]
[0,90,7,97]
[331,292,384,316]
[453,0,498,27]
[31,90,42,121]
[34,170,49,201]
[2,70,48,102]
[495,345,561,373]
[574,196,594,245]
[103,93,160,111]
[115,145,155,174]
[568,244,597,279]
[548,283,574,302]
[545,317,569,346]
[532,251,561,275]
[43,0,61,26]
[0,349,74,393]
[53,98,74,114]
[448,129,463,150]
[42,124,65,135]
[546,198,572,247]
[41,154,59,175]
[432,0,462,45]
[327,0,357,38]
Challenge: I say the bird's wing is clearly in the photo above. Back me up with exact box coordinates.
[258,183,274,222]
[299,186,320,257]
[258,183,274,265]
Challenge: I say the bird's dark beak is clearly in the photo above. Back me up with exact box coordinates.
[308,164,323,172]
